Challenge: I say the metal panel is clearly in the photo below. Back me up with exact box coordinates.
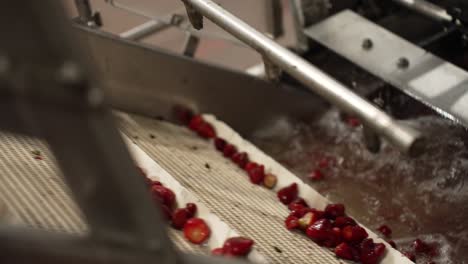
[305,10,468,127]
[73,24,329,137]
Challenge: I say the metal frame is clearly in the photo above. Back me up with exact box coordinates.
[0,2,246,264]
[180,0,422,154]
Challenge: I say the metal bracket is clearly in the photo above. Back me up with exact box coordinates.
[74,0,102,27]
[182,0,204,30]
[262,55,282,82]
[182,34,200,57]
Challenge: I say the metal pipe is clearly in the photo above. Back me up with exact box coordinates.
[120,20,170,40]
[182,0,423,154]
[392,0,452,23]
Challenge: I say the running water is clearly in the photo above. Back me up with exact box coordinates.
[251,109,468,263]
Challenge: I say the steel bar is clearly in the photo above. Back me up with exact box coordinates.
[392,0,452,23]
[120,20,170,40]
[182,0,422,154]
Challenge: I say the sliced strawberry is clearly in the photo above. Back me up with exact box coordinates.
[285,215,299,230]
[288,198,309,211]
[335,242,354,260]
[342,225,368,244]
[214,137,227,152]
[324,203,345,219]
[244,162,258,171]
[334,216,357,228]
[298,211,323,230]
[232,152,249,168]
[247,164,265,184]
[151,185,176,209]
[377,224,392,238]
[197,122,216,138]
[189,115,204,131]
[183,218,211,244]
[223,144,237,158]
[172,208,189,229]
[306,218,333,243]
[222,237,254,257]
[277,183,298,205]
[185,203,197,218]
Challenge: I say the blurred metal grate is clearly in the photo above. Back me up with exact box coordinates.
[0,129,207,255]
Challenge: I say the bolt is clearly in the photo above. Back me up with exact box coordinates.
[397,57,410,69]
[362,38,373,50]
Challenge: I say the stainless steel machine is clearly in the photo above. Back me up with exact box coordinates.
[1,0,468,263]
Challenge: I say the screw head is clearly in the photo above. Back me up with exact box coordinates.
[362,38,373,50]
[397,57,410,69]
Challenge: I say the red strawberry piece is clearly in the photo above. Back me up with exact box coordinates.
[342,225,368,244]
[173,105,194,126]
[248,164,265,184]
[189,115,205,131]
[388,240,397,249]
[288,198,308,211]
[335,242,354,260]
[184,218,211,244]
[322,226,343,248]
[309,169,324,181]
[334,216,357,228]
[277,183,298,205]
[373,243,386,257]
[222,237,254,257]
[211,248,224,256]
[214,137,227,152]
[197,122,216,139]
[151,185,176,209]
[412,238,437,256]
[324,203,345,219]
[305,218,333,243]
[263,173,278,189]
[298,211,323,230]
[152,181,163,186]
[172,208,189,229]
[290,207,309,218]
[186,203,197,218]
[403,251,416,261]
[285,215,300,230]
[288,202,305,212]
[359,239,386,264]
[232,152,249,168]
[377,224,392,238]
[244,162,258,171]
[223,144,237,158]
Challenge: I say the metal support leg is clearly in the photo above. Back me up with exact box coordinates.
[182,34,200,57]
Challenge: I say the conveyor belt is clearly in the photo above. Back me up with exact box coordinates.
[0,113,410,263]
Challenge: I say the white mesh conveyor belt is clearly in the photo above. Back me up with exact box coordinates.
[0,112,411,264]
